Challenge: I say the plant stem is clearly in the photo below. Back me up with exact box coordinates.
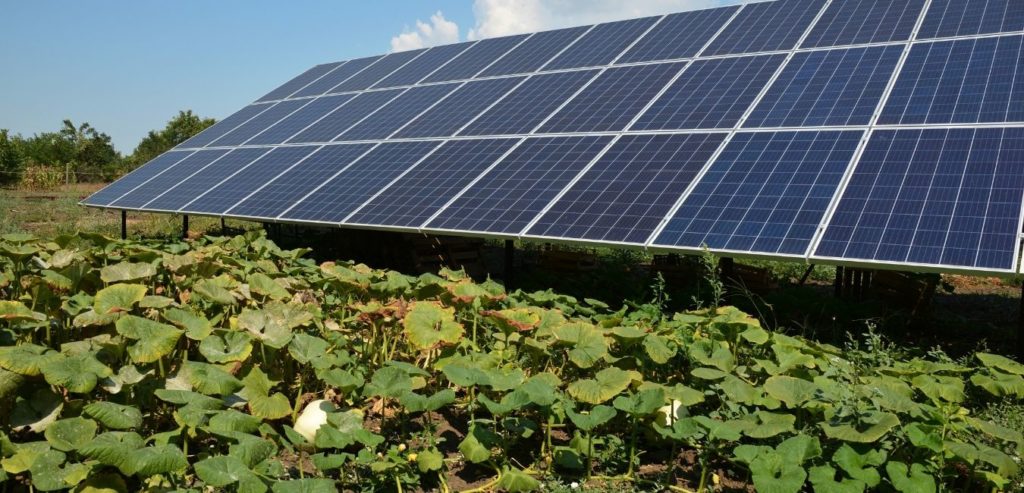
[587,433,594,481]
[627,415,638,478]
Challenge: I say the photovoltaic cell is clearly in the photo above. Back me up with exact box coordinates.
[617,6,739,63]
[544,17,660,70]
[918,0,1024,39]
[423,35,528,83]
[245,95,355,146]
[880,35,1024,125]
[336,84,458,141]
[282,141,441,223]
[479,27,589,77]
[395,77,525,138]
[539,62,686,133]
[704,0,826,56]
[256,62,344,102]
[208,99,312,147]
[746,45,903,128]
[426,136,614,234]
[83,151,193,206]
[180,146,321,215]
[460,70,598,136]
[109,150,231,209]
[140,148,271,212]
[291,56,383,98]
[347,139,520,227]
[328,49,426,94]
[526,133,727,244]
[176,105,270,149]
[803,0,925,48]
[815,128,1024,271]
[288,89,405,144]
[373,43,475,89]
[229,144,376,219]
[633,54,785,130]
[654,131,861,255]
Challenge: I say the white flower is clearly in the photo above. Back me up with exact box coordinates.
[570,481,580,489]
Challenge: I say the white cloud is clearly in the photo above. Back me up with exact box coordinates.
[390,11,460,52]
[467,0,729,40]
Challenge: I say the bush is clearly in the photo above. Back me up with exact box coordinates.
[19,164,65,190]
[0,129,24,186]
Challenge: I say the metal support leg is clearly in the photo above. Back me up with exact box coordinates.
[182,215,189,240]
[834,266,844,298]
[799,264,815,286]
[504,239,515,292]
[221,217,226,235]
[120,211,127,240]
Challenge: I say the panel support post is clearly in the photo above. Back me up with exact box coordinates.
[221,217,226,235]
[120,211,127,240]
[834,266,844,298]
[182,215,189,240]
[504,239,515,292]
[799,264,815,286]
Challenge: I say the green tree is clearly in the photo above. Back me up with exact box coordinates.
[130,110,215,166]
[0,129,25,185]
[17,120,122,182]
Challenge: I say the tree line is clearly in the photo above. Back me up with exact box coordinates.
[0,111,215,186]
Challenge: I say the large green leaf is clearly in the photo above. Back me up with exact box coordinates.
[194,278,238,305]
[364,366,413,400]
[403,301,464,350]
[822,412,900,443]
[163,308,212,340]
[99,262,156,283]
[552,322,608,369]
[44,417,98,451]
[194,455,255,487]
[79,432,146,474]
[93,284,147,315]
[764,375,819,407]
[977,353,1024,375]
[566,405,616,431]
[238,302,313,348]
[497,467,540,492]
[271,479,337,493]
[248,273,292,300]
[567,367,634,404]
[885,462,936,493]
[182,361,243,396]
[200,331,254,363]
[115,315,183,363]
[833,444,885,487]
[0,301,46,323]
[0,343,55,376]
[84,402,143,430]
[40,353,113,393]
[239,367,291,419]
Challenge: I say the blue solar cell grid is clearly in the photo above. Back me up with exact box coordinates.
[83,151,193,206]
[654,131,861,255]
[209,99,312,147]
[540,62,686,133]
[880,35,1024,125]
[229,144,376,219]
[815,128,1024,271]
[526,133,727,244]
[337,84,458,141]
[176,105,269,149]
[704,0,826,56]
[373,43,474,89]
[283,141,441,223]
[395,77,525,139]
[328,49,426,94]
[181,147,321,215]
[141,148,271,212]
[480,27,589,77]
[918,0,1024,39]
[291,56,383,98]
[288,89,405,144]
[633,54,786,130]
[460,70,598,136]
[257,62,344,102]
[246,95,355,146]
[424,36,528,83]
[618,6,739,63]
[746,45,903,128]
[110,150,230,209]
[427,136,613,234]
[802,0,925,48]
[347,139,520,227]
[544,17,660,70]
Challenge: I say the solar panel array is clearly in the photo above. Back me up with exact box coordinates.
[85,0,1024,276]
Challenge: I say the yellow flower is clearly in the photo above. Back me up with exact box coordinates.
[408,453,418,462]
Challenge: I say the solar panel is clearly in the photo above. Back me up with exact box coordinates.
[653,130,861,256]
[138,148,272,212]
[745,45,903,128]
[632,54,786,130]
[526,133,726,244]
[108,150,231,209]
[538,63,685,133]
[918,0,1024,39]
[329,49,428,93]
[180,147,321,215]
[176,105,270,149]
[83,151,193,206]
[879,35,1024,125]
[460,70,598,136]
[282,141,441,223]
[802,0,925,48]
[479,27,590,77]
[287,89,404,144]
[426,136,613,234]
[704,0,826,56]
[394,77,525,139]
[544,17,660,70]
[291,56,383,99]
[372,43,475,89]
[228,144,376,219]
[245,94,355,146]
[256,62,344,103]
[347,139,521,227]
[815,128,1024,271]
[617,6,740,63]
[423,35,528,83]
[335,83,459,141]
[208,99,312,147]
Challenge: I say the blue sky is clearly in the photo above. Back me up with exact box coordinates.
[0,1,736,153]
